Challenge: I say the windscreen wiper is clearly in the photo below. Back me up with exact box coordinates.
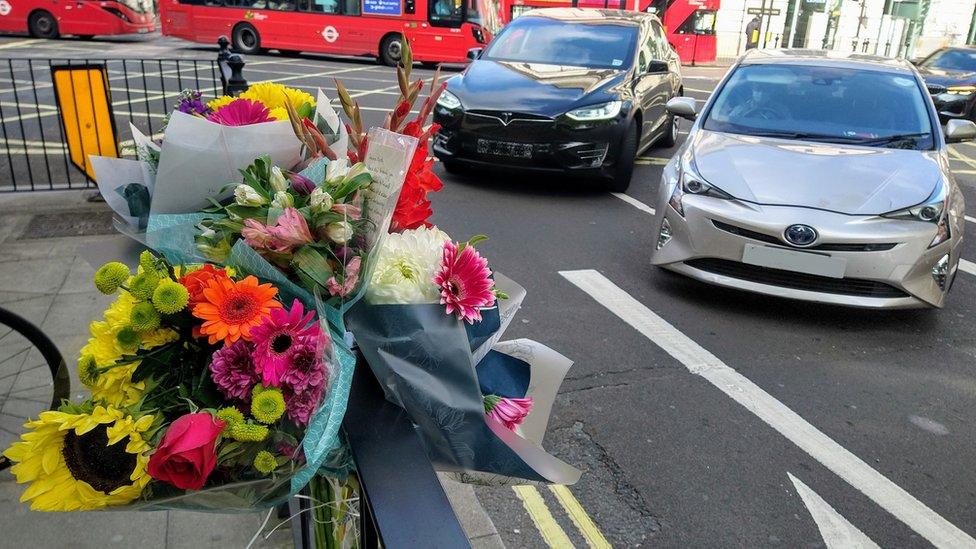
[850,133,930,147]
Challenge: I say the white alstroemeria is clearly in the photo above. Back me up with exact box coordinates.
[326,157,350,181]
[234,184,266,207]
[271,190,294,209]
[309,187,334,214]
[366,226,451,305]
[269,166,288,193]
[325,221,354,244]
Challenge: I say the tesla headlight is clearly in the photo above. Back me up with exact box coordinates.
[946,85,976,95]
[436,90,462,111]
[565,101,622,121]
[668,151,733,217]
[882,181,951,247]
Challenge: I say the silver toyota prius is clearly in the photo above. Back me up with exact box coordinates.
[651,49,976,308]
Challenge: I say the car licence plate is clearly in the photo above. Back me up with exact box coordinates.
[138,28,150,33]
[477,139,532,159]
[741,244,847,279]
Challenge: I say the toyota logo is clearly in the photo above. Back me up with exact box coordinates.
[784,224,818,247]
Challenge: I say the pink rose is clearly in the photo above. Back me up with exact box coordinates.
[147,413,225,490]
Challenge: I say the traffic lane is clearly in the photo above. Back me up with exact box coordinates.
[430,165,930,546]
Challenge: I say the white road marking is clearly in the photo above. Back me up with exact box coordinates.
[789,473,880,549]
[558,269,976,549]
[959,259,976,276]
[611,193,656,215]
[965,216,976,224]
[0,39,37,50]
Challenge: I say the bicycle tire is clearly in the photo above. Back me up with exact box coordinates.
[0,306,70,471]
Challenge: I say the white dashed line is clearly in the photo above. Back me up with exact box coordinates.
[559,269,976,549]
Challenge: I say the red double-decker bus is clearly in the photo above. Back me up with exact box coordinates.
[490,0,717,64]
[159,0,489,65]
[0,0,155,38]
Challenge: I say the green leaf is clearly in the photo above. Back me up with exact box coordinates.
[291,246,334,287]
[467,234,489,248]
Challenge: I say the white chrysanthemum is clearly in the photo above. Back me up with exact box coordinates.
[367,226,451,304]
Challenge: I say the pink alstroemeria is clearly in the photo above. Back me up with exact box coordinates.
[326,256,361,298]
[484,395,533,431]
[242,208,314,255]
[331,203,362,220]
[433,240,496,324]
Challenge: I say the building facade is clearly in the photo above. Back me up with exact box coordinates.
[712,0,976,61]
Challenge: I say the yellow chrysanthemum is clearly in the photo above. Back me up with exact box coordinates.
[87,363,146,407]
[241,82,314,112]
[2,406,155,511]
[268,106,289,121]
[207,95,236,111]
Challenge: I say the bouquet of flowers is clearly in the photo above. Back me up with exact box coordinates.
[2,250,348,512]
[346,227,580,485]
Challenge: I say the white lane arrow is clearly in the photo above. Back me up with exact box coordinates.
[789,473,880,549]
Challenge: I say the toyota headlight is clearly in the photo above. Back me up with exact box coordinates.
[882,181,951,247]
[668,151,733,217]
[565,101,623,121]
[436,90,463,111]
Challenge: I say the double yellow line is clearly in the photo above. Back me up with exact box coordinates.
[513,485,611,548]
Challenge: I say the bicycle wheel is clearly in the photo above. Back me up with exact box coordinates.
[0,307,70,470]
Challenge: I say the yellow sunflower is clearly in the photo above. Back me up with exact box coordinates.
[2,406,156,511]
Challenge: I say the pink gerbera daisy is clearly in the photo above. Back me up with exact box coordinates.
[207,98,275,126]
[484,395,533,431]
[433,240,496,324]
[249,299,322,387]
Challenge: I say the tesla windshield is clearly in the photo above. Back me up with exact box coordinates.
[703,64,935,150]
[920,48,976,72]
[483,18,638,70]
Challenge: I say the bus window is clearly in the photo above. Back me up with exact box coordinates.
[343,0,360,15]
[677,10,716,35]
[299,0,340,13]
[429,0,463,27]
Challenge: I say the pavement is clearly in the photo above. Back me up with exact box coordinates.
[3,30,976,549]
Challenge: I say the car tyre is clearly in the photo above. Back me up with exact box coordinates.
[379,33,404,67]
[28,11,59,39]
[606,120,638,192]
[656,114,678,148]
[232,23,262,55]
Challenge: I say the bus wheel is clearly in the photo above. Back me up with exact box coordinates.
[232,23,261,54]
[28,11,59,39]
[379,34,403,67]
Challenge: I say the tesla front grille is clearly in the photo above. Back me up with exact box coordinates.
[465,111,553,125]
[711,220,897,252]
[685,258,909,298]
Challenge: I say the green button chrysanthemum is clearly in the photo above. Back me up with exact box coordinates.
[138,250,158,273]
[229,422,269,442]
[129,270,160,301]
[94,262,130,295]
[251,388,286,424]
[253,450,277,475]
[216,407,245,427]
[78,355,99,387]
[151,280,189,314]
[115,327,141,352]
[129,302,161,332]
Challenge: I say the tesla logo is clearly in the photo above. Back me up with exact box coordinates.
[783,224,818,247]
[322,26,339,43]
[0,1,11,16]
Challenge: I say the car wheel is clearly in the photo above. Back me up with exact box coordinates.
[606,121,638,192]
[232,23,261,54]
[28,11,59,39]
[656,114,678,148]
[379,34,404,67]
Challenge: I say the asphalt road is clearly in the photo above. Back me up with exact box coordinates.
[3,32,976,548]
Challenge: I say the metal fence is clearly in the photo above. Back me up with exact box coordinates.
[0,57,223,192]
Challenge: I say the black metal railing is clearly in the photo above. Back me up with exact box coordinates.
[0,56,224,192]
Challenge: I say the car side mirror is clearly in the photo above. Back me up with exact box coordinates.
[646,60,669,74]
[467,48,483,61]
[666,97,699,121]
[945,119,976,143]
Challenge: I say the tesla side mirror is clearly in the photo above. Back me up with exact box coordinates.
[467,48,483,61]
[646,60,669,74]
[666,97,699,121]
[945,119,976,143]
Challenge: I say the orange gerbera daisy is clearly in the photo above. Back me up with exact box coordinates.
[192,275,281,345]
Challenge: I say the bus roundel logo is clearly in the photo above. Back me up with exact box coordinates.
[321,26,339,43]
[0,1,12,16]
